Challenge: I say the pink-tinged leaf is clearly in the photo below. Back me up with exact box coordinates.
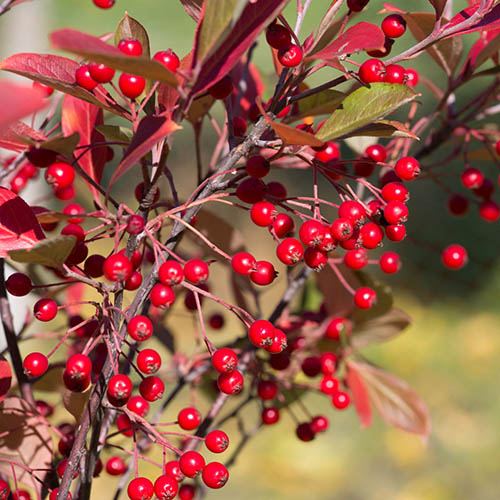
[61,95,106,200]
[428,0,447,18]
[180,0,203,21]
[0,53,125,116]
[189,0,290,97]
[158,84,180,118]
[445,2,500,35]
[0,121,47,152]
[50,29,178,87]
[313,22,386,61]
[0,356,12,403]
[462,30,500,76]
[0,188,45,258]
[110,116,181,186]
[305,1,345,56]
[348,360,431,437]
[0,80,46,130]
[346,362,372,427]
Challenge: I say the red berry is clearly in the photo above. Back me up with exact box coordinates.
[266,22,292,49]
[354,287,377,309]
[344,248,368,270]
[118,39,143,56]
[231,252,256,275]
[332,391,351,409]
[32,80,53,97]
[45,162,75,190]
[338,200,367,224]
[150,283,176,308]
[249,260,277,286]
[382,182,409,202]
[320,352,337,375]
[381,14,406,39]
[276,237,304,266]
[236,177,266,203]
[202,462,229,489]
[384,64,405,84]
[296,422,315,442]
[385,223,406,241]
[93,0,115,7]
[55,185,76,200]
[209,313,225,329]
[261,406,280,424]
[299,219,327,247]
[311,415,330,433]
[212,348,238,373]
[314,141,340,163]
[107,374,133,407]
[34,298,58,322]
[379,251,401,273]
[330,218,354,241]
[320,375,339,395]
[179,451,205,478]
[63,203,85,223]
[125,271,143,291]
[395,156,420,181]
[301,356,322,377]
[23,352,48,378]
[248,319,274,348]
[250,201,276,227]
[217,370,244,395]
[184,259,209,284]
[137,349,162,374]
[106,456,127,476]
[178,484,196,500]
[304,247,328,270]
[6,273,32,296]
[88,63,115,83]
[441,244,468,270]
[205,430,229,453]
[164,461,184,482]
[267,328,288,354]
[359,222,383,249]
[257,379,278,400]
[246,155,270,178]
[127,395,150,417]
[365,144,387,163]
[325,317,352,340]
[127,477,154,500]
[384,201,408,224]
[61,223,85,242]
[404,68,419,86]
[139,376,165,401]
[358,59,385,84]
[271,213,295,238]
[159,260,184,285]
[63,354,92,392]
[461,167,484,189]
[119,74,146,99]
[278,44,303,67]
[84,254,105,278]
[126,214,145,235]
[208,76,233,100]
[153,49,180,72]
[116,413,133,437]
[177,407,201,430]
[153,475,178,500]
[103,253,133,282]
[479,200,500,222]
[75,65,98,91]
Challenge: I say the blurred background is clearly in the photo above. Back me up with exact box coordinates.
[1,1,499,499]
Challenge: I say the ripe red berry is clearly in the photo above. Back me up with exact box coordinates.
[381,14,406,38]
[249,260,277,286]
[116,413,133,437]
[208,76,233,100]
[320,375,339,395]
[311,415,330,433]
[296,422,315,442]
[250,201,276,227]
[63,353,92,392]
[379,251,401,274]
[209,313,225,329]
[344,248,368,270]
[153,475,178,500]
[395,156,420,181]
[177,407,201,430]
[330,218,354,241]
[479,200,500,222]
[84,254,105,278]
[75,65,98,91]
[106,456,127,476]
[332,391,351,409]
[314,141,340,163]
[159,260,184,285]
[93,0,115,8]
[103,253,133,282]
[178,484,196,500]
[299,219,327,247]
[212,348,238,373]
[461,167,484,189]
[125,271,142,291]
[231,252,256,275]
[278,44,303,67]
[248,319,274,348]
[119,74,146,99]
[235,177,266,203]
[385,223,407,241]
[217,370,244,395]
[301,356,322,377]
[164,461,184,482]
[137,349,162,374]
[266,22,292,49]
[23,352,48,378]
[45,162,75,190]
[205,430,229,453]
[354,287,377,309]
[271,213,295,237]
[325,317,352,340]
[365,144,387,163]
[6,273,32,296]
[261,406,280,424]
[118,39,143,56]
[404,68,419,86]
[320,352,337,375]
[150,283,176,308]
[358,59,386,84]
[202,462,229,489]
[441,244,468,270]
[107,374,133,407]
[88,63,115,83]
[384,64,405,84]
[139,376,164,402]
[127,395,150,417]
[267,328,288,354]
[384,201,409,224]
[127,477,154,500]
[179,451,205,478]
[34,298,58,322]
[257,380,278,400]
[246,155,270,178]
[338,200,367,224]
[153,49,180,72]
[184,259,209,284]
[382,182,409,202]
[359,222,384,249]
[304,247,328,270]
[276,238,304,266]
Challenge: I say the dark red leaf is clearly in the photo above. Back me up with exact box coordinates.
[0,80,46,130]
[313,22,386,61]
[268,119,324,147]
[180,0,203,21]
[346,362,372,427]
[0,188,45,258]
[462,30,500,76]
[428,0,447,18]
[0,121,47,152]
[445,2,500,35]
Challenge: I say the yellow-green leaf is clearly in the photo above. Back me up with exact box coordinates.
[9,235,76,268]
[294,89,345,120]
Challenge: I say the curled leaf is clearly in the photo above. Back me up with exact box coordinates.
[269,119,324,147]
[63,386,91,422]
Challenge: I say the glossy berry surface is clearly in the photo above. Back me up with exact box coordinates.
[278,44,303,67]
[153,49,180,72]
[177,407,201,430]
[441,244,468,270]
[205,429,229,453]
[359,59,385,84]
[34,298,58,322]
[381,14,407,38]
[23,352,49,378]
[202,462,229,489]
[127,477,154,500]
[119,74,146,99]
[266,23,292,49]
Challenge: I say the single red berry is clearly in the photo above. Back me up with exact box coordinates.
[359,222,384,249]
[395,156,420,181]
[461,167,484,189]
[267,328,288,354]
[32,80,54,97]
[246,155,270,178]
[118,39,143,56]
[332,391,351,409]
[320,375,339,395]
[62,203,85,223]
[36,400,53,417]
[116,413,133,437]
[139,376,165,401]
[217,370,244,395]
[61,223,85,242]
[384,64,405,84]
[384,201,409,224]
[271,213,295,238]
[23,352,48,378]
[231,252,256,275]
[441,244,468,270]
[304,247,328,270]
[250,201,276,227]
[153,49,180,72]
[93,0,115,8]
[301,356,322,377]
[385,223,406,241]
[212,348,238,373]
[127,395,150,417]
[367,199,383,216]
[314,141,340,163]
[150,283,176,308]
[358,59,386,84]
[205,430,229,453]
[63,353,92,392]
[330,218,354,241]
[338,200,367,225]
[164,461,184,482]
[9,174,27,194]
[153,475,178,500]
[119,74,146,99]
[381,14,406,38]
[54,184,76,200]
[125,271,143,291]
[202,462,229,489]
[311,415,330,433]
[404,68,419,86]
[137,348,162,374]
[235,177,266,203]
[75,65,98,91]
[6,273,32,296]
[159,260,184,285]
[106,456,127,476]
[126,214,145,235]
[325,317,352,340]
[379,251,401,273]
[347,0,369,12]
[296,422,315,442]
[84,254,105,278]
[184,259,209,284]
[299,219,327,247]
[261,406,280,425]
[248,319,274,348]
[266,181,287,200]
[178,484,196,500]
[208,76,233,100]
[257,379,278,400]
[34,298,58,322]
[88,63,115,83]
[344,248,368,270]
[320,352,337,375]
[249,260,277,286]
[354,287,377,309]
[276,237,304,266]
[266,22,292,49]
[179,451,205,478]
[45,162,75,190]
[103,253,133,282]
[127,477,154,500]
[209,313,225,329]
[107,374,133,407]
[178,407,201,430]
[382,182,409,202]
[479,200,500,222]
[278,44,303,67]
[365,144,387,163]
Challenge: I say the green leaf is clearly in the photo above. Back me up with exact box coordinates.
[315,83,417,142]
[472,65,500,78]
[348,120,419,139]
[38,133,80,157]
[115,13,151,59]
[9,235,76,268]
[293,89,345,120]
[96,124,133,143]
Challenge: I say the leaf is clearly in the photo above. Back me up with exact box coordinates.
[9,235,76,268]
[110,116,181,186]
[462,31,500,77]
[0,188,45,258]
[38,132,80,157]
[445,3,500,35]
[189,0,289,97]
[187,94,215,124]
[0,356,12,403]
[33,367,64,392]
[344,136,377,155]
[349,120,419,139]
[0,80,47,130]
[315,83,418,142]
[63,386,91,422]
[305,1,344,56]
[293,89,345,120]
[96,124,133,143]
[314,22,385,61]
[50,29,178,87]
[403,12,463,76]
[346,363,372,427]
[180,0,204,21]
[351,308,411,349]
[428,0,447,18]
[0,396,53,494]
[0,53,125,116]
[62,95,107,198]
[269,120,324,147]
[347,361,431,437]
[115,13,151,59]
[0,121,47,152]
[155,324,176,354]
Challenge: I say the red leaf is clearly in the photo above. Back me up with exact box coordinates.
[346,362,372,427]
[313,22,386,61]
[0,355,12,403]
[462,30,500,75]
[61,95,106,200]
[0,80,46,130]
[0,121,47,152]
[110,116,181,186]
[428,0,447,18]
[0,188,45,258]
[268,119,324,147]
[180,0,203,21]
[189,0,289,97]
[445,2,500,35]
